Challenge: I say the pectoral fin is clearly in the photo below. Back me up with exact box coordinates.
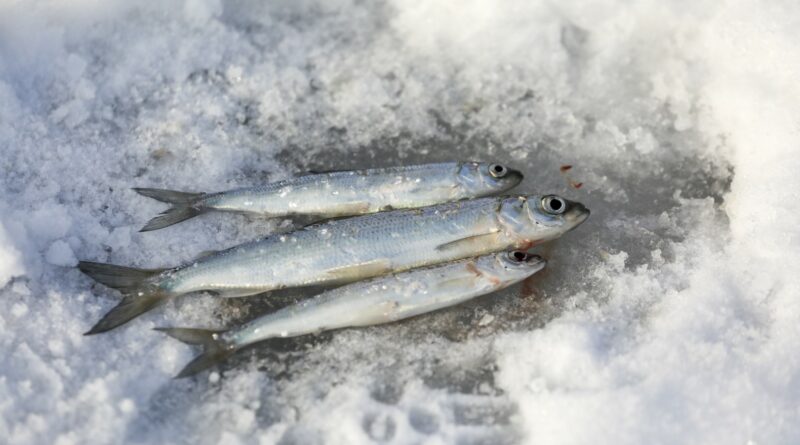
[346,299,402,326]
[306,203,372,221]
[436,276,471,289]
[435,231,501,252]
[437,264,482,289]
[324,259,393,281]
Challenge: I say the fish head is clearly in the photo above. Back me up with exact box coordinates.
[474,251,546,284]
[498,195,590,246]
[457,162,524,195]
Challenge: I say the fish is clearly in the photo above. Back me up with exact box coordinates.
[157,251,547,377]
[134,162,523,231]
[79,194,589,334]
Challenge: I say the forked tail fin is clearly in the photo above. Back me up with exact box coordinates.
[79,261,169,334]
[133,188,205,232]
[155,328,234,378]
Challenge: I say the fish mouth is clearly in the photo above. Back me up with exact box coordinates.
[525,254,546,269]
[565,203,590,230]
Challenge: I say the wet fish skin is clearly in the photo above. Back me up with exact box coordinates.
[80,194,589,333]
[135,162,523,231]
[162,194,586,296]
[158,251,546,377]
[226,251,546,347]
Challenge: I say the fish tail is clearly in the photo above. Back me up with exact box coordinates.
[133,188,205,231]
[79,261,169,334]
[155,327,233,378]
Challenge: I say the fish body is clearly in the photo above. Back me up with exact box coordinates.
[79,194,589,333]
[226,251,546,347]
[165,197,504,295]
[162,194,585,295]
[158,251,546,377]
[134,162,523,231]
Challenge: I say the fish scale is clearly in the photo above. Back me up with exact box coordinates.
[225,252,546,346]
[134,162,523,231]
[165,197,505,294]
[209,163,456,212]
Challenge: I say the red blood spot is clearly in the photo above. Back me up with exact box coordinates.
[560,165,573,173]
[570,181,583,189]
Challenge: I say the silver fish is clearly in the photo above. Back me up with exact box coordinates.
[158,251,546,377]
[79,194,589,334]
[134,162,523,231]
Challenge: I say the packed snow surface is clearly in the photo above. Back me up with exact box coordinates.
[1,0,799,444]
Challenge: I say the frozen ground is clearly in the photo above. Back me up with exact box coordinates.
[1,0,799,443]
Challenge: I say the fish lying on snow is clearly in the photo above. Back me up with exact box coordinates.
[158,251,546,377]
[79,194,589,334]
[134,162,523,231]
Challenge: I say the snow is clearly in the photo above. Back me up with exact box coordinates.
[1,0,798,444]
[45,240,78,267]
[0,222,25,287]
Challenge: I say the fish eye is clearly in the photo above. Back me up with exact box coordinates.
[541,195,566,215]
[489,164,507,178]
[508,251,528,262]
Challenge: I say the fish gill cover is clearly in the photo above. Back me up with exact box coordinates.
[0,0,798,444]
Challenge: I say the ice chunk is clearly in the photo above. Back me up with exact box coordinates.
[26,204,71,244]
[45,240,77,267]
